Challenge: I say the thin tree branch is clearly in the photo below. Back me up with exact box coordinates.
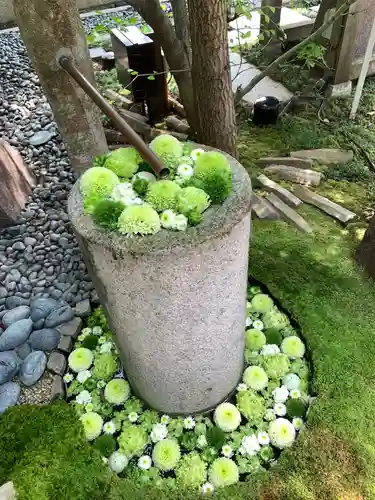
[234,0,356,103]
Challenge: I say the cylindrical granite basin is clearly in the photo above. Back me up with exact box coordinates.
[68,147,252,414]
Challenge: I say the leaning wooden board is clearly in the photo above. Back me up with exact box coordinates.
[266,192,313,233]
[293,186,356,224]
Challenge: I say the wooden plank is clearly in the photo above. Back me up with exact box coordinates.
[293,186,356,223]
[266,193,313,233]
[257,174,302,208]
[165,115,190,134]
[258,156,313,169]
[290,148,353,164]
[251,193,280,220]
[264,165,322,186]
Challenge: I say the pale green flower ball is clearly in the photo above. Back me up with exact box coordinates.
[268,418,296,449]
[104,379,130,405]
[176,186,210,215]
[243,366,269,391]
[132,171,156,184]
[149,134,184,169]
[104,147,139,178]
[208,458,239,488]
[152,438,181,471]
[118,205,161,235]
[250,294,274,313]
[283,373,301,391]
[80,167,119,199]
[92,352,118,381]
[281,336,306,359]
[80,411,103,441]
[262,307,290,331]
[146,180,181,212]
[118,425,148,457]
[175,453,207,488]
[236,391,266,425]
[68,348,94,373]
[214,402,241,432]
[261,353,290,380]
[108,451,129,473]
[245,328,266,351]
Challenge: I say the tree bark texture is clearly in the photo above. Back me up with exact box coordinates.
[126,0,197,132]
[171,0,192,66]
[187,0,237,157]
[260,0,282,45]
[356,215,375,281]
[13,0,108,176]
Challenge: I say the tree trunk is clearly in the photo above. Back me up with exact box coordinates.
[171,0,192,66]
[356,215,375,280]
[126,0,197,132]
[260,0,282,46]
[187,0,237,157]
[13,0,108,176]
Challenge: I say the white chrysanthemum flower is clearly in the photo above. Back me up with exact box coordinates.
[183,416,195,429]
[174,213,188,231]
[98,336,107,344]
[128,412,139,423]
[197,434,208,448]
[292,418,305,430]
[214,403,241,432]
[252,319,264,330]
[272,386,289,403]
[100,342,113,354]
[111,183,137,205]
[63,373,73,384]
[151,423,168,442]
[138,455,152,470]
[290,389,301,399]
[202,482,215,495]
[177,164,194,179]
[245,317,253,328]
[85,403,94,412]
[274,403,287,416]
[133,171,156,184]
[78,333,87,342]
[190,148,205,161]
[240,435,260,456]
[261,344,280,356]
[108,451,129,473]
[257,431,270,446]
[265,408,276,421]
[76,390,92,405]
[221,445,233,458]
[161,414,170,425]
[130,197,144,206]
[236,383,248,392]
[97,380,106,389]
[269,418,296,449]
[92,326,103,336]
[160,209,176,229]
[282,373,301,391]
[77,370,92,384]
[103,421,116,435]
[81,327,92,336]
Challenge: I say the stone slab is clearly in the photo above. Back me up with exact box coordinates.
[57,317,83,339]
[290,149,354,165]
[266,192,313,233]
[0,140,36,228]
[257,174,302,208]
[50,374,65,401]
[103,88,132,109]
[58,335,73,354]
[293,186,357,224]
[168,96,186,118]
[165,115,190,134]
[251,193,280,220]
[258,156,313,169]
[264,165,322,186]
[119,110,151,140]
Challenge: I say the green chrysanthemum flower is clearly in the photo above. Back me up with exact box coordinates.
[92,352,118,381]
[261,353,290,380]
[152,438,181,471]
[259,445,275,463]
[149,134,183,170]
[245,328,266,350]
[93,434,116,457]
[208,458,239,488]
[286,398,307,418]
[262,307,290,331]
[175,453,207,489]
[92,199,125,230]
[81,335,99,350]
[146,180,181,212]
[187,209,203,226]
[80,167,119,200]
[118,205,161,235]
[68,348,94,373]
[104,379,130,405]
[250,294,274,313]
[265,328,283,346]
[176,186,210,216]
[214,402,241,432]
[193,152,232,204]
[281,336,306,359]
[118,425,148,457]
[80,411,103,441]
[104,147,140,178]
[178,155,194,166]
[290,359,309,380]
[243,366,269,391]
[236,391,266,424]
[268,418,296,449]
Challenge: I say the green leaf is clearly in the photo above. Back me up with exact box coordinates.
[268,6,276,13]
[119,88,131,96]
[264,14,270,24]
[147,75,155,81]
[129,16,138,25]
